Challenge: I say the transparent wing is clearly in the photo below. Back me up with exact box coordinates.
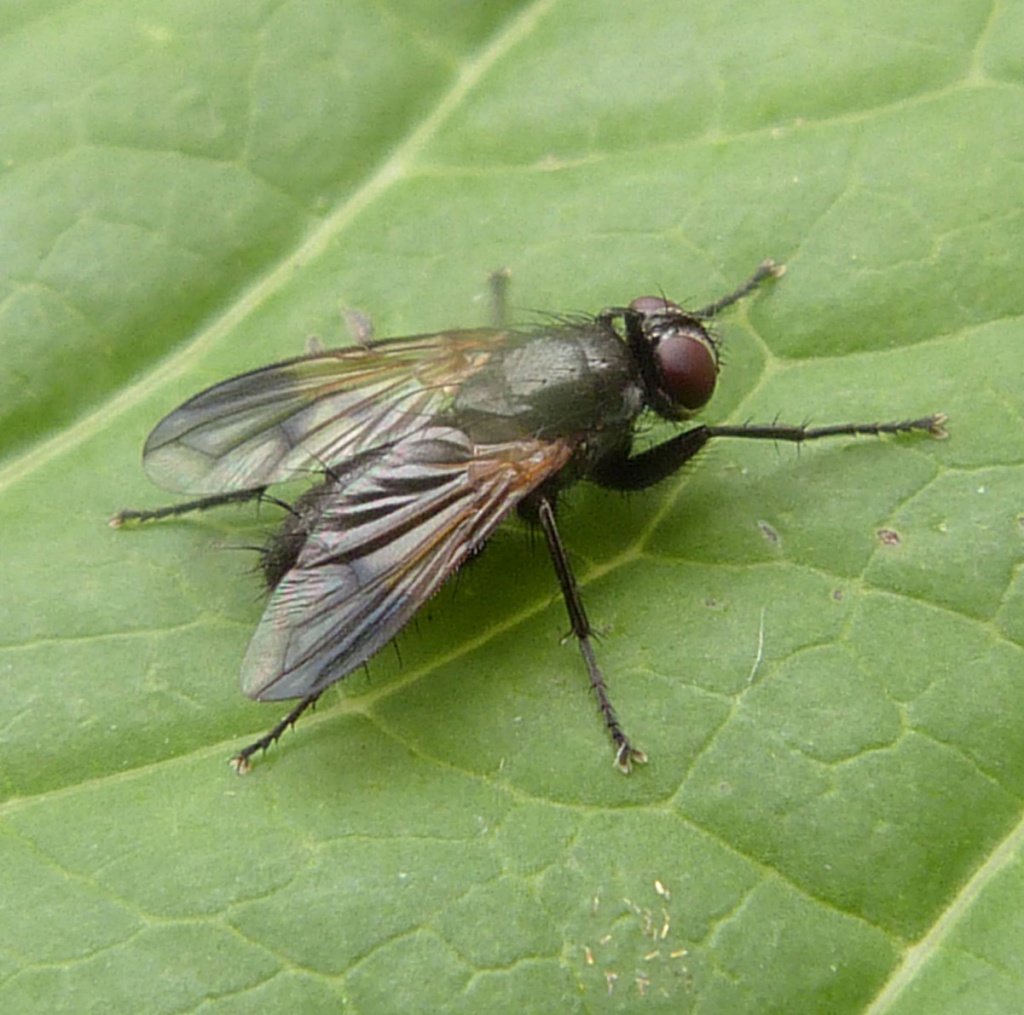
[240,426,575,701]
[142,330,500,494]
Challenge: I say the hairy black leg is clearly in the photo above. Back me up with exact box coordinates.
[693,259,783,318]
[536,496,646,773]
[110,487,268,526]
[230,691,325,774]
[707,414,947,443]
[593,414,946,492]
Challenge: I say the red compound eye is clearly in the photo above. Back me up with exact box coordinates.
[629,295,682,315]
[654,330,718,411]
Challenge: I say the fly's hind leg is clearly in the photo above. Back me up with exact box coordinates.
[110,487,269,527]
[533,495,647,774]
[230,692,325,774]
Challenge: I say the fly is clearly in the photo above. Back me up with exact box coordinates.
[113,262,946,773]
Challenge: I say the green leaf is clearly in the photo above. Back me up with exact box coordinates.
[2,0,1022,1012]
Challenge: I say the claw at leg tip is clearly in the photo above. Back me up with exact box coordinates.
[614,744,648,774]
[229,754,252,776]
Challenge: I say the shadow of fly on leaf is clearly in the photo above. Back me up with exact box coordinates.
[112,262,946,774]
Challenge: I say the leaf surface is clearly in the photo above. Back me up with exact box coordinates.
[2,1,1022,1012]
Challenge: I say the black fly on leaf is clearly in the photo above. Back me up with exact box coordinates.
[112,263,946,773]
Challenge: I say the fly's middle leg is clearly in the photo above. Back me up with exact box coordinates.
[535,496,647,773]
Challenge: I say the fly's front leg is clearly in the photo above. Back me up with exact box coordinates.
[535,496,647,773]
[110,487,269,527]
[592,414,947,492]
[706,414,947,445]
[693,259,784,319]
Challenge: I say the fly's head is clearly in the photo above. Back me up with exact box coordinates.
[623,296,720,421]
